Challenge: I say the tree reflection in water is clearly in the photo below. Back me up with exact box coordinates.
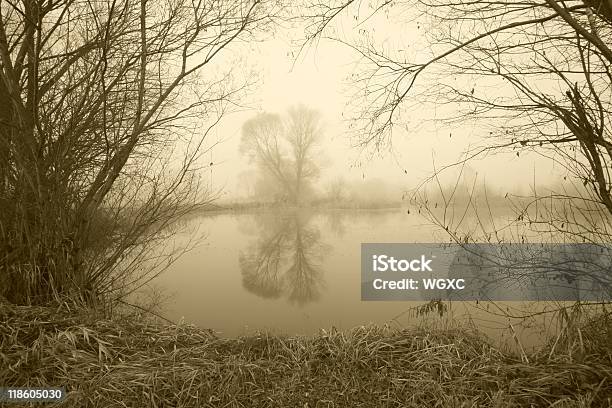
[239,211,328,305]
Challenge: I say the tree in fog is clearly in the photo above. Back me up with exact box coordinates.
[326,177,348,204]
[240,105,323,205]
[285,105,322,205]
[240,113,293,202]
[0,0,283,305]
[304,0,612,244]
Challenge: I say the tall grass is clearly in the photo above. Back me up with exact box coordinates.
[1,300,610,407]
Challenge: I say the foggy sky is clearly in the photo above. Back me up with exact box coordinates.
[202,17,563,200]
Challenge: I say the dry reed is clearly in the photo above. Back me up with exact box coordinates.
[1,300,610,407]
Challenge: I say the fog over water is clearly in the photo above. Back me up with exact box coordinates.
[149,209,577,351]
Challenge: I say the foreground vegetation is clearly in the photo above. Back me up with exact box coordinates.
[1,301,611,407]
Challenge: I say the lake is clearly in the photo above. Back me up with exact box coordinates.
[149,208,576,351]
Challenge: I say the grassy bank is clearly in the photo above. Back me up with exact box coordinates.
[1,302,611,407]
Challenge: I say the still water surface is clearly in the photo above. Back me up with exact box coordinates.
[152,209,561,350]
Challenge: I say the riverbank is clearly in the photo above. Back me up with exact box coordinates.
[196,201,406,214]
[1,302,610,407]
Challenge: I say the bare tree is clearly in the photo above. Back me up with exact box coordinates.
[240,105,323,205]
[302,1,612,243]
[297,1,612,324]
[285,105,322,204]
[326,177,348,204]
[0,0,283,305]
[240,112,295,202]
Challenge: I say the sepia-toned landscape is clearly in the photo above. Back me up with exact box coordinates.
[1,0,611,406]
